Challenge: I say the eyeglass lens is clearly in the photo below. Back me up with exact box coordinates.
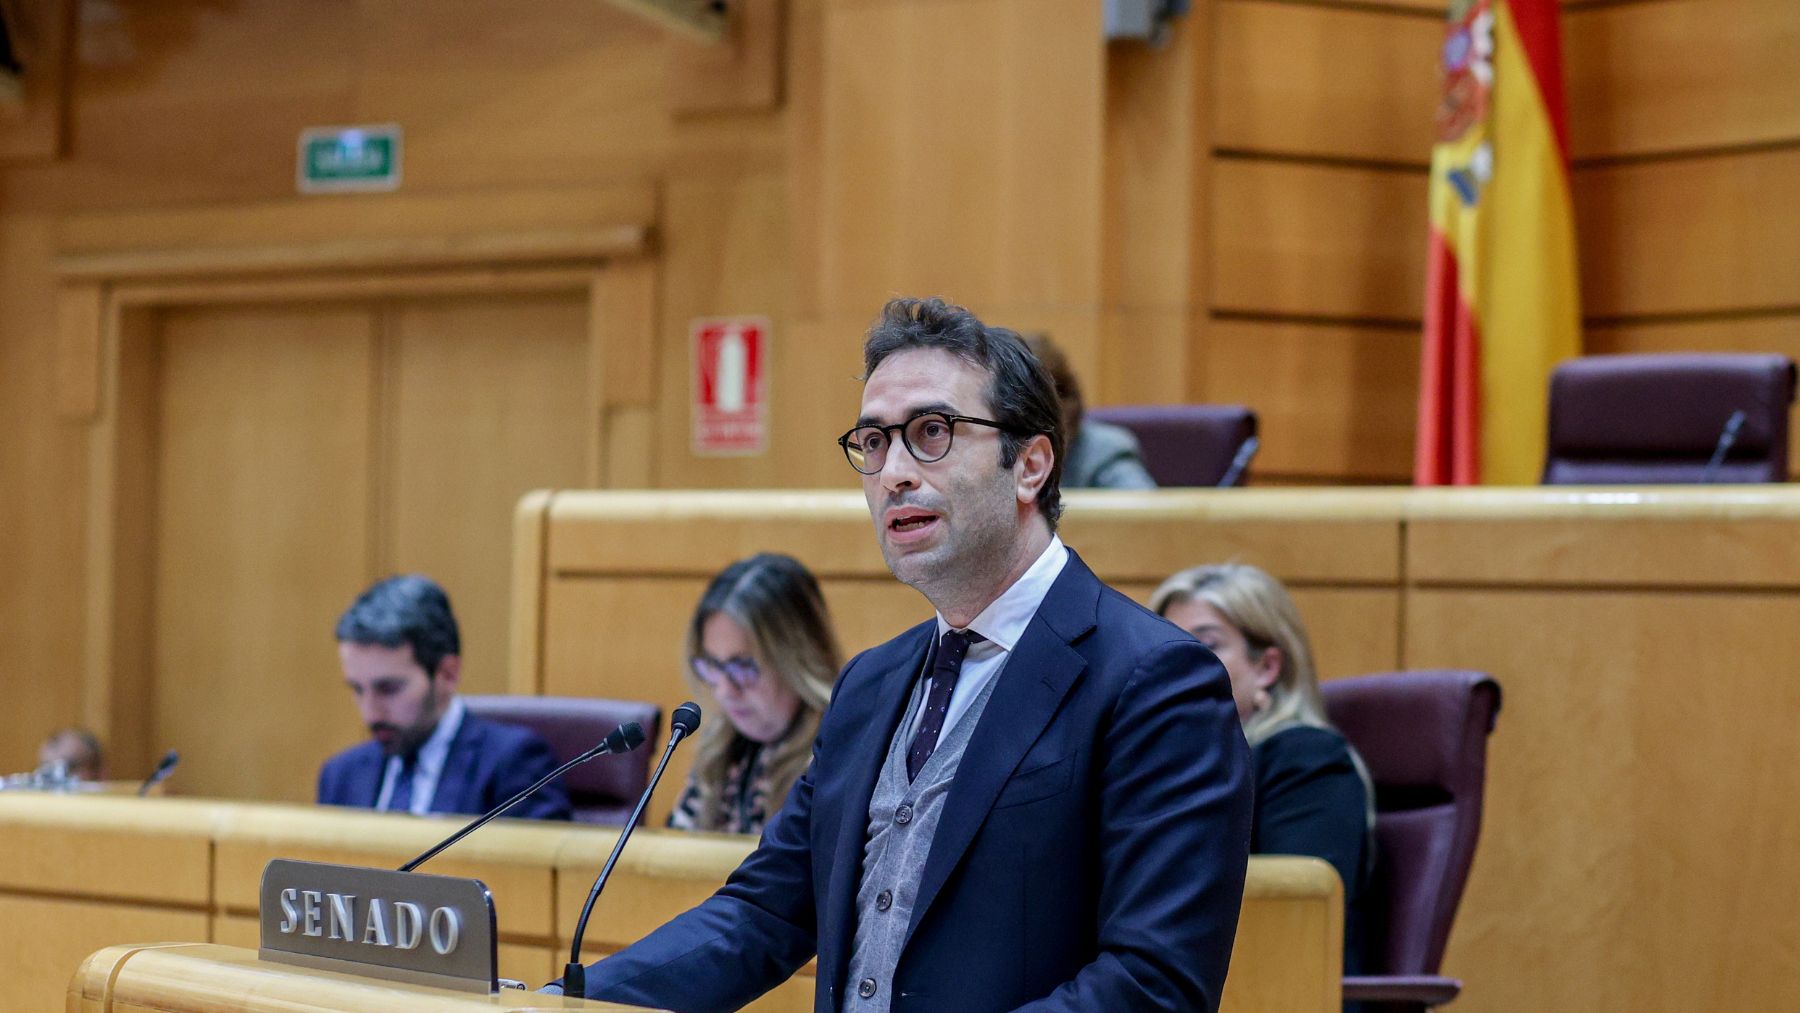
[693,656,759,688]
[846,414,956,473]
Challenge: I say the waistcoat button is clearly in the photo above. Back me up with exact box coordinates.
[894,803,912,825]
[876,889,893,911]
[858,978,877,998]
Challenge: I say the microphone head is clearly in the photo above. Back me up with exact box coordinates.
[672,702,702,737]
[157,750,180,772]
[604,722,646,754]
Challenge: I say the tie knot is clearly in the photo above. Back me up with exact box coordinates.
[940,628,984,655]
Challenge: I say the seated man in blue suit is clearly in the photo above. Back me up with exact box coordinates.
[549,298,1252,1011]
[317,574,570,821]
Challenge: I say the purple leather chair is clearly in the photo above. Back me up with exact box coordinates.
[1320,671,1502,1011]
[1084,404,1259,487]
[463,695,661,825]
[1542,353,1797,484]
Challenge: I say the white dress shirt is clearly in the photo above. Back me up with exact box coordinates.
[375,695,465,815]
[897,535,1070,746]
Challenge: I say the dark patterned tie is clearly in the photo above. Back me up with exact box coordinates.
[907,629,984,781]
[387,753,419,813]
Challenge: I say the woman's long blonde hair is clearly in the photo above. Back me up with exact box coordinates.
[683,553,840,830]
[1150,563,1375,825]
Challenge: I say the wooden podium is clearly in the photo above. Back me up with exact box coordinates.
[69,943,635,1012]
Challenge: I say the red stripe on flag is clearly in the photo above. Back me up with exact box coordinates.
[1416,230,1481,485]
[1505,0,1571,161]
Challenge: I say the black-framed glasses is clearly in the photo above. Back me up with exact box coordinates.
[691,654,760,689]
[837,412,1015,475]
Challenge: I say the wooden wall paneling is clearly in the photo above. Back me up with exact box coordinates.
[0,0,72,162]
[546,492,888,578]
[0,795,217,902]
[1211,158,1429,321]
[592,259,661,487]
[813,0,1106,318]
[1406,587,1800,1012]
[1102,7,1207,407]
[353,0,672,193]
[384,293,592,698]
[1409,515,1800,589]
[0,896,209,1011]
[54,282,104,420]
[54,184,656,277]
[1213,0,1439,164]
[1574,148,1800,319]
[542,576,709,825]
[786,0,826,323]
[668,0,785,116]
[653,172,808,489]
[1202,319,1419,481]
[151,304,377,803]
[0,212,88,772]
[1057,489,1407,583]
[80,303,160,780]
[1565,0,1800,161]
[510,490,556,695]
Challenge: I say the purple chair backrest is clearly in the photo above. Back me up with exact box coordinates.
[1320,671,1502,978]
[1543,353,1796,484]
[1084,404,1258,487]
[462,695,661,825]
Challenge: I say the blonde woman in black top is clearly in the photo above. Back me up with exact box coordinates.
[668,554,841,835]
[1152,563,1376,977]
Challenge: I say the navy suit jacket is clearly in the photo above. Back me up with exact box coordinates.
[575,551,1253,1012]
[316,711,572,821]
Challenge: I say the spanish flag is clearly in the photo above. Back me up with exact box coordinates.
[1415,0,1581,485]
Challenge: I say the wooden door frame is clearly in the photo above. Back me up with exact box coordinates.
[56,208,658,778]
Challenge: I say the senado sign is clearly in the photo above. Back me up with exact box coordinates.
[258,859,497,992]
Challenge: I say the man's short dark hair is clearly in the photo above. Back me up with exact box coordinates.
[861,297,1065,527]
[334,574,461,677]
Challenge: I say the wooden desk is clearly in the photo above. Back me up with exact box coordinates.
[69,943,626,1011]
[0,794,1340,1012]
[512,486,1800,1011]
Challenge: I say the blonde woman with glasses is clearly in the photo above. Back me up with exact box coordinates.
[1152,563,1376,979]
[668,553,841,835]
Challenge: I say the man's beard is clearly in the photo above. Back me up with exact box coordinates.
[370,710,440,758]
[884,478,1016,609]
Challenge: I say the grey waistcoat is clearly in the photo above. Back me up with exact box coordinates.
[843,663,1001,1011]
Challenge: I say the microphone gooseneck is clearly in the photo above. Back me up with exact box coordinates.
[397,721,645,873]
[137,750,180,797]
[1218,434,1260,488]
[563,702,702,998]
[1702,409,1749,483]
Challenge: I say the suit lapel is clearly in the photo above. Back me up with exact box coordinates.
[358,748,387,808]
[822,622,933,1000]
[903,554,1101,946]
[430,716,482,814]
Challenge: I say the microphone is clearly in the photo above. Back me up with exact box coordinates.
[138,750,179,797]
[1702,410,1748,483]
[562,702,702,998]
[1218,435,1259,488]
[397,721,645,873]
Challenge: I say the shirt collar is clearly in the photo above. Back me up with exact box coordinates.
[413,695,465,776]
[935,535,1069,653]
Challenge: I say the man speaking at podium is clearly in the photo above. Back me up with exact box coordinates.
[555,298,1253,1011]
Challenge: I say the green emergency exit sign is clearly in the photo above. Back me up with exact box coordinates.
[297,124,402,193]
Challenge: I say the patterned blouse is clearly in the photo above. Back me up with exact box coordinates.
[667,736,778,835]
